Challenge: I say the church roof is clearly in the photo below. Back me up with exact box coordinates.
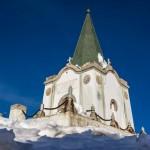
[71,9,103,66]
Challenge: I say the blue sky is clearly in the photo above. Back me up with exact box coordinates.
[0,0,150,132]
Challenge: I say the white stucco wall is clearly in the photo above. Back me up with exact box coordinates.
[122,88,134,129]
[42,67,134,129]
[53,70,80,108]
[43,69,80,115]
[81,69,105,118]
[104,72,125,127]
[103,71,134,129]
[42,83,53,116]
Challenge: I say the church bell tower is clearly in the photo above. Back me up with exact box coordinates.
[42,9,134,129]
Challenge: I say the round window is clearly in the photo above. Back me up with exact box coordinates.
[46,88,51,96]
[83,75,91,84]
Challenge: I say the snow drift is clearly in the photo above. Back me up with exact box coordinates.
[0,116,150,150]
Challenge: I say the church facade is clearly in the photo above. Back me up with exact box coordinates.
[42,10,134,129]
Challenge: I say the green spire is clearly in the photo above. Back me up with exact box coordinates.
[71,9,103,66]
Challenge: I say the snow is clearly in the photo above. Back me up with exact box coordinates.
[74,102,85,115]
[97,53,108,68]
[98,53,103,63]
[0,116,150,150]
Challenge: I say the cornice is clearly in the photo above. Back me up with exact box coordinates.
[44,63,129,88]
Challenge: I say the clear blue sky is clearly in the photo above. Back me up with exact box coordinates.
[0,0,150,132]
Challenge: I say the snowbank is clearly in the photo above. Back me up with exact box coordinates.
[0,116,150,150]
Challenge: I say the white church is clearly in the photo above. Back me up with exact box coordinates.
[41,9,134,131]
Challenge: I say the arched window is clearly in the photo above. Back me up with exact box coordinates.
[110,99,118,112]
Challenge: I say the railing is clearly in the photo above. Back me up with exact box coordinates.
[22,100,134,134]
[22,99,69,118]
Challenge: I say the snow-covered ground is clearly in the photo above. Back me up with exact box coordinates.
[0,116,150,150]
